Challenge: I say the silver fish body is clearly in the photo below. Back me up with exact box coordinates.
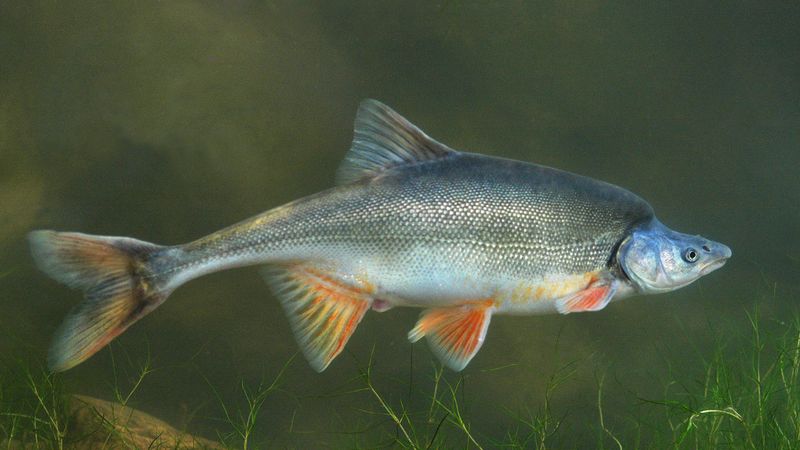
[175,152,652,312]
[28,100,731,373]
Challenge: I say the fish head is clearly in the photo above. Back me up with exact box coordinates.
[617,220,732,294]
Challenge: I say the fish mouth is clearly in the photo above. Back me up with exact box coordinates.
[700,259,727,275]
[700,243,732,275]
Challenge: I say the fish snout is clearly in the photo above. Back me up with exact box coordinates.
[699,240,732,275]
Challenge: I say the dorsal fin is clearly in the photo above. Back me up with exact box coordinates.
[335,99,458,185]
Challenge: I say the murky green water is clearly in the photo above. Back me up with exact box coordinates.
[2,1,798,447]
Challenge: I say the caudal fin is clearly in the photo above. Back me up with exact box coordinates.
[28,230,171,372]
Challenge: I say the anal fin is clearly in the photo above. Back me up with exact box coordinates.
[408,300,495,371]
[263,264,373,372]
[556,275,617,314]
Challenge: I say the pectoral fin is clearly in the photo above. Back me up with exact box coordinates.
[262,264,373,372]
[408,300,495,371]
[556,276,617,314]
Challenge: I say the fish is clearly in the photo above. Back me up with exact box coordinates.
[28,100,732,373]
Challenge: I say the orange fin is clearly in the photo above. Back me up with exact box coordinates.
[556,277,617,314]
[28,231,168,372]
[408,300,494,371]
[262,264,372,372]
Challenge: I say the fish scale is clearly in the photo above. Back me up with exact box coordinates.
[179,155,650,296]
[28,99,731,373]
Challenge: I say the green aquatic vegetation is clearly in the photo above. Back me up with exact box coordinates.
[91,344,159,448]
[342,304,800,449]
[0,360,69,449]
[200,354,296,450]
[493,360,576,449]
[643,307,800,449]
[327,348,577,449]
[0,344,211,449]
[4,304,800,449]
[108,344,155,409]
[345,347,485,449]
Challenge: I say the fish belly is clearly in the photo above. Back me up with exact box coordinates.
[493,272,599,315]
[271,240,600,315]
[259,242,498,308]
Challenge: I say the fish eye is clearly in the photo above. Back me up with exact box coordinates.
[683,248,699,263]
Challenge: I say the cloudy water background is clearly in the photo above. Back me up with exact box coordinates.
[1,1,798,446]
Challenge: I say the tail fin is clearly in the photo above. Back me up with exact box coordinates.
[28,230,171,372]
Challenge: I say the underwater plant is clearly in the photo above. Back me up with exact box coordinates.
[3,300,800,449]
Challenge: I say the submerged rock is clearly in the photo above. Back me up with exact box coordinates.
[68,395,222,449]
